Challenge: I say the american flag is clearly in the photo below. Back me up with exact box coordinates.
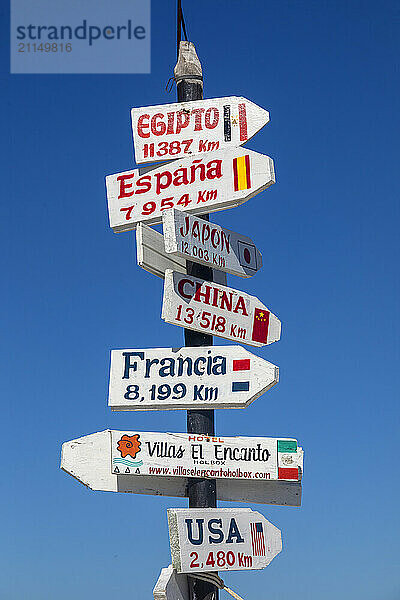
[250,522,266,556]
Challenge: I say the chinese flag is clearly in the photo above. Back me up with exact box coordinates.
[251,308,270,343]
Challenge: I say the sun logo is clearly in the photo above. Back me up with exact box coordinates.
[117,434,141,459]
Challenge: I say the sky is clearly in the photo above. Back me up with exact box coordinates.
[1,1,399,599]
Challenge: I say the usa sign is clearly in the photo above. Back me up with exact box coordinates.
[61,430,303,506]
[168,508,282,573]
[162,270,281,347]
[163,208,262,278]
[108,346,279,411]
[131,96,270,164]
[108,431,303,482]
[106,148,275,232]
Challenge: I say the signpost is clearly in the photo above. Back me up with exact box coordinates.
[108,346,279,411]
[162,270,281,347]
[131,96,270,164]
[136,221,227,285]
[168,508,282,573]
[106,147,275,232]
[163,208,262,278]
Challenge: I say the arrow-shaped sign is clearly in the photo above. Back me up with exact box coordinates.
[163,208,262,278]
[168,508,282,573]
[60,430,303,506]
[162,270,281,347]
[153,565,189,600]
[106,148,275,232]
[109,346,278,411]
[131,96,270,164]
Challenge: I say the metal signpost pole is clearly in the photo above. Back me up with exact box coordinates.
[175,12,218,600]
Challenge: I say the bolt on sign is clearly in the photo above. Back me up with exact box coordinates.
[106,148,275,232]
[168,508,282,573]
[108,346,279,411]
[61,430,303,506]
[108,431,303,481]
[162,270,281,347]
[163,208,262,278]
[131,96,270,164]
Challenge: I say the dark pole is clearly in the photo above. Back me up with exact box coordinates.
[174,36,219,600]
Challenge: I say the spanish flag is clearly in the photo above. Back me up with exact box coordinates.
[251,307,270,344]
[233,155,251,191]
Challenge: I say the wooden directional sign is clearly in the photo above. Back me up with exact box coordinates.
[106,148,275,232]
[61,430,302,506]
[163,208,262,278]
[162,270,281,347]
[136,222,227,285]
[108,346,278,411]
[168,508,282,573]
[131,96,270,164]
[153,565,189,600]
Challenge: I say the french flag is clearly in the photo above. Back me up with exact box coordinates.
[232,359,250,392]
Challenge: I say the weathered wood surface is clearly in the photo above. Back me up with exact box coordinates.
[131,96,270,164]
[163,208,262,278]
[153,565,189,600]
[106,148,275,232]
[136,222,227,285]
[162,270,281,347]
[168,508,282,573]
[108,345,278,411]
[60,430,303,506]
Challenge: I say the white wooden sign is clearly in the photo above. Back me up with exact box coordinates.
[108,430,302,481]
[61,430,302,506]
[162,270,281,347]
[136,222,227,285]
[108,346,278,411]
[106,148,275,232]
[163,208,262,278]
[153,565,189,600]
[168,508,282,573]
[131,96,270,164]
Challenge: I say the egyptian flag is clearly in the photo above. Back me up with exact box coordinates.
[233,155,251,191]
[251,308,270,344]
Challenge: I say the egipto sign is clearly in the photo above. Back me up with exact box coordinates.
[110,431,303,482]
[106,148,275,232]
[167,508,282,573]
[131,96,270,164]
[162,270,281,347]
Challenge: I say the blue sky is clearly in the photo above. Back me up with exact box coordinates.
[2,1,399,599]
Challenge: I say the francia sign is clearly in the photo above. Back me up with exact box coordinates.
[163,208,262,278]
[106,148,275,232]
[162,270,281,347]
[108,346,279,411]
[131,96,270,164]
[168,508,282,573]
[61,430,303,506]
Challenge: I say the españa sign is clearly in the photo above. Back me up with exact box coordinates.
[131,96,270,164]
[162,270,281,347]
[168,508,282,573]
[106,148,275,232]
[110,431,303,482]
[108,346,279,411]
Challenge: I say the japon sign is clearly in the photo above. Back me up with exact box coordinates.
[108,345,279,411]
[131,96,270,164]
[110,430,303,482]
[162,270,281,347]
[168,508,282,573]
[163,208,262,278]
[106,148,275,232]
